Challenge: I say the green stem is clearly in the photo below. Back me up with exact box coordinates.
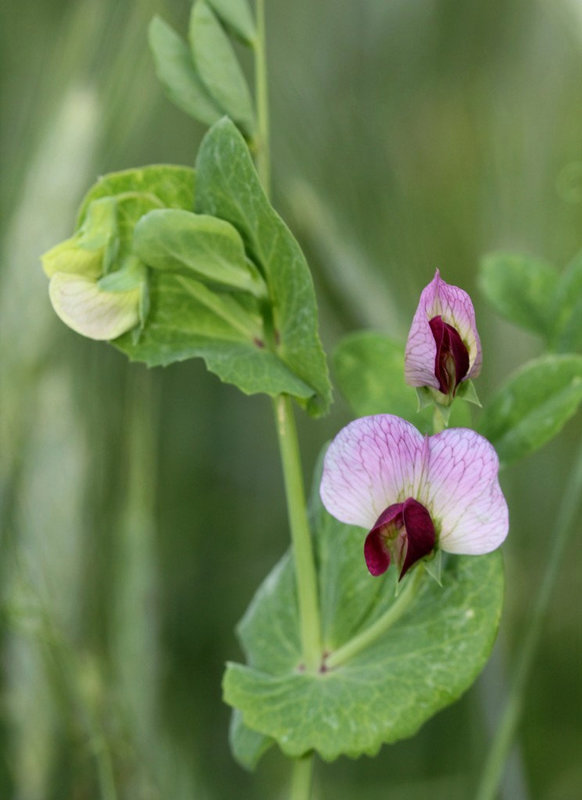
[432,405,447,433]
[254,0,270,196]
[326,566,423,670]
[273,395,322,671]
[254,5,316,795]
[476,439,582,800]
[290,753,314,800]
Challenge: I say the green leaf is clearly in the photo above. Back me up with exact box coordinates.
[148,16,222,126]
[333,331,471,433]
[552,250,582,353]
[478,354,582,465]
[229,710,274,771]
[208,0,256,46]
[195,119,332,416]
[115,271,315,399]
[224,490,504,761]
[76,164,195,226]
[75,162,321,398]
[189,1,256,136]
[134,209,267,297]
[479,252,559,339]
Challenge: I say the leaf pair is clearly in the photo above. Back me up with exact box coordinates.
[149,0,256,137]
[480,251,582,353]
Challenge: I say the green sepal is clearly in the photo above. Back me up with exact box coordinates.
[433,402,452,428]
[415,386,434,412]
[424,549,443,587]
[456,379,482,407]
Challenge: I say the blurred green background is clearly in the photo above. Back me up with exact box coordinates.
[1,0,581,797]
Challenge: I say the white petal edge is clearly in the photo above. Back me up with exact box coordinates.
[49,272,140,341]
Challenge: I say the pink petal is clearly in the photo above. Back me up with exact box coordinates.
[319,415,426,529]
[405,269,482,387]
[422,428,508,554]
[364,528,391,576]
[404,279,440,390]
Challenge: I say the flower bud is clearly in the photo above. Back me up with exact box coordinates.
[41,198,142,341]
[405,270,482,406]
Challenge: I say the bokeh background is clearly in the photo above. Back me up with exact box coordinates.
[1,0,582,797]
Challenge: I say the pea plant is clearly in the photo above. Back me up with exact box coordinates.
[41,2,582,797]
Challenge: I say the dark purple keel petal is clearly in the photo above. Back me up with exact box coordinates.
[399,498,436,579]
[429,315,470,395]
[364,529,391,576]
[370,503,403,533]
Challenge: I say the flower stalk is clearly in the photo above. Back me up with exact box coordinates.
[326,566,424,669]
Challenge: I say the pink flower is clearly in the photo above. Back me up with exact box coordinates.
[405,270,482,401]
[320,415,508,579]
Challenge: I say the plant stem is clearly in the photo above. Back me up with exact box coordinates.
[254,5,317,795]
[326,566,423,670]
[290,753,314,800]
[273,395,322,671]
[432,405,447,433]
[476,439,582,800]
[254,0,270,196]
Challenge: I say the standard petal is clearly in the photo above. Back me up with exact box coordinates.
[422,428,508,554]
[49,272,140,341]
[404,273,440,390]
[320,415,426,529]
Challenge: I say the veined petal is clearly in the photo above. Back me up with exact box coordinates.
[49,272,140,341]
[320,415,426,529]
[404,285,440,391]
[423,428,508,554]
[405,269,482,387]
